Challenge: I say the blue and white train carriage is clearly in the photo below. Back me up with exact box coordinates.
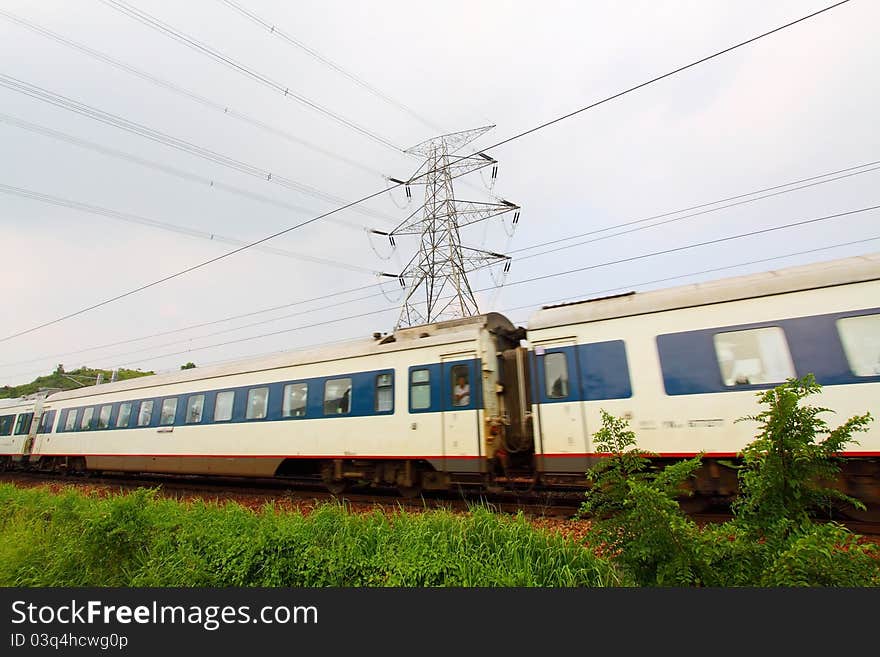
[0,313,525,495]
[525,252,880,507]
[0,252,878,507]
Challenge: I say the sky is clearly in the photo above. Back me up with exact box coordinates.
[1,0,878,387]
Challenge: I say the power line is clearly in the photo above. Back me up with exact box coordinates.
[1,283,385,370]
[130,236,880,374]
[108,306,399,369]
[3,151,873,372]
[0,181,400,344]
[501,204,880,290]
[22,289,395,370]
[11,207,873,375]
[0,111,377,232]
[216,0,446,134]
[500,236,880,316]
[0,74,398,225]
[513,164,880,262]
[0,183,382,275]
[0,0,852,343]
[0,8,382,178]
[510,159,880,254]
[469,0,853,156]
[98,0,402,152]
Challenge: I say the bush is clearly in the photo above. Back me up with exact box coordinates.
[580,376,879,587]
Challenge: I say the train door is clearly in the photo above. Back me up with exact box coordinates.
[22,399,47,459]
[441,355,480,473]
[532,339,589,474]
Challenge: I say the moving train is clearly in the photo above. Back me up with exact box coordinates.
[1,252,878,512]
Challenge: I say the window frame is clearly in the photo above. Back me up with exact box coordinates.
[116,402,133,429]
[97,404,113,430]
[213,390,235,422]
[323,377,353,416]
[543,351,571,399]
[185,394,206,424]
[159,398,178,426]
[836,314,880,378]
[245,387,270,420]
[374,372,394,413]
[450,364,471,408]
[712,326,796,387]
[282,382,308,418]
[0,414,14,436]
[409,368,431,411]
[79,407,95,431]
[14,413,33,436]
[64,409,79,432]
[137,400,154,427]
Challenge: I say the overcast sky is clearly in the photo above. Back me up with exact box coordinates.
[1,0,878,386]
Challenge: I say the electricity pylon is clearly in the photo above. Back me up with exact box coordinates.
[374,126,520,328]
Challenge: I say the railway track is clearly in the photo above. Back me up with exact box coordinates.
[0,470,582,519]
[1,471,876,535]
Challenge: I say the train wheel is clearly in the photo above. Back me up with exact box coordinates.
[320,462,348,496]
[324,480,349,495]
[397,484,422,499]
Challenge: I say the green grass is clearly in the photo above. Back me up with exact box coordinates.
[0,484,626,587]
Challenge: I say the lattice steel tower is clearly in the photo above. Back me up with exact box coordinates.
[375,126,520,328]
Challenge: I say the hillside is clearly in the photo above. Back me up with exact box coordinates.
[0,366,155,399]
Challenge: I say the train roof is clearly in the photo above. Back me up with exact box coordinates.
[46,312,517,403]
[527,252,880,331]
[0,398,30,410]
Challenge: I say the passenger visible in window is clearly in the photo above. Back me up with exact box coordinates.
[453,375,470,407]
[550,375,566,398]
[340,387,351,414]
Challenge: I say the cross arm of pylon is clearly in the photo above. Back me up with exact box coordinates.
[458,245,512,273]
[404,125,495,157]
[389,199,520,236]
[405,153,497,185]
[368,198,429,241]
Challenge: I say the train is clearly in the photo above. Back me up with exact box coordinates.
[1,252,878,515]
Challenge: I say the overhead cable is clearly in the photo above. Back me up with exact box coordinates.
[0,0,851,342]
[98,0,402,151]
[0,8,381,178]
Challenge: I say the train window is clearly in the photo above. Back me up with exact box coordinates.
[65,409,78,432]
[97,404,113,429]
[410,369,431,410]
[80,407,94,431]
[116,402,132,428]
[713,327,795,386]
[375,373,393,412]
[0,414,13,436]
[544,352,570,399]
[324,378,352,415]
[39,412,54,433]
[246,388,269,420]
[186,394,205,424]
[451,365,471,407]
[837,315,880,376]
[160,398,178,425]
[214,391,234,422]
[282,383,307,418]
[14,413,33,435]
[137,400,154,427]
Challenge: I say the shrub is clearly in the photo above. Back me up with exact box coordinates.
[580,377,879,587]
